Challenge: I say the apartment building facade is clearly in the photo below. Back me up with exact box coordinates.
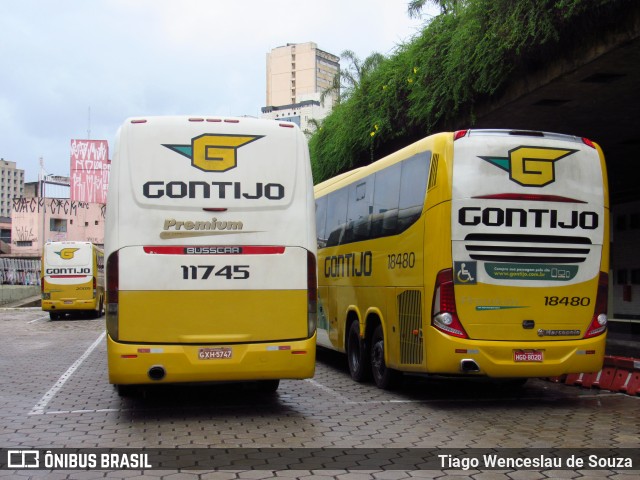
[262,42,340,135]
[0,159,24,218]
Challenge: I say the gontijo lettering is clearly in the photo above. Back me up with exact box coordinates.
[324,251,373,278]
[143,181,284,200]
[458,207,598,230]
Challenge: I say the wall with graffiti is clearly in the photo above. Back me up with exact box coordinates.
[0,257,41,285]
[10,197,105,257]
[70,139,111,204]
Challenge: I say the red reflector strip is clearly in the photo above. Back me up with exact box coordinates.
[50,275,88,279]
[291,351,307,355]
[131,119,147,124]
[206,119,222,122]
[455,349,467,354]
[143,246,285,255]
[121,355,138,359]
[138,348,151,353]
[473,193,586,203]
[188,118,204,122]
[224,119,239,123]
[279,123,294,128]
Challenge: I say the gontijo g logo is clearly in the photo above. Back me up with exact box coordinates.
[55,248,79,260]
[163,134,263,172]
[479,146,577,187]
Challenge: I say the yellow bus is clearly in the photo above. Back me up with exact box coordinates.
[314,129,609,389]
[41,241,105,320]
[105,116,317,395]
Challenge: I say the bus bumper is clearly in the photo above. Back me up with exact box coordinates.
[42,299,97,312]
[107,333,316,385]
[425,330,606,377]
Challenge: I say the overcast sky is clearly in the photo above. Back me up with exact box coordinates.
[1,0,437,183]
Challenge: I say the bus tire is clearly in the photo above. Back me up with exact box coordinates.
[370,325,402,390]
[347,320,371,382]
[49,312,61,321]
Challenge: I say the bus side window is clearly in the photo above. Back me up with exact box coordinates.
[371,163,401,238]
[316,196,328,249]
[398,152,430,233]
[345,177,373,243]
[326,188,348,247]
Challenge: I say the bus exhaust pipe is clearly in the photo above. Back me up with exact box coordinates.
[460,359,480,373]
[148,365,166,381]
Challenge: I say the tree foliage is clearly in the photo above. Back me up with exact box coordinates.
[309,0,627,183]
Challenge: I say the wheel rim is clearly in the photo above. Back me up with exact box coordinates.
[371,340,385,377]
[348,331,360,372]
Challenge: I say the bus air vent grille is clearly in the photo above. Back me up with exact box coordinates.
[398,289,423,364]
[427,153,439,191]
[463,233,591,264]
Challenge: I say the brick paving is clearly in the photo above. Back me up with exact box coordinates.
[1,307,639,479]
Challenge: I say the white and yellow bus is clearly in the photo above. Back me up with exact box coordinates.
[41,241,105,320]
[315,129,609,389]
[105,116,317,394]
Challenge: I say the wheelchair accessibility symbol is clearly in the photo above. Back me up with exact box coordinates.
[454,261,477,285]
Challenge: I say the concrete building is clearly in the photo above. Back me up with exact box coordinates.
[1,159,24,218]
[10,175,104,258]
[262,42,340,135]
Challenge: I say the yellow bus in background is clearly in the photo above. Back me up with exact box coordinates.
[105,116,317,395]
[41,241,105,320]
[314,129,609,389]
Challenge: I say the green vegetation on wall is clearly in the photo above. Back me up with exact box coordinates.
[309,0,626,183]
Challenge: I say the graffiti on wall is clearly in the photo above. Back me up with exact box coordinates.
[11,198,106,255]
[0,257,41,285]
[70,139,110,204]
[12,198,103,218]
[15,226,35,242]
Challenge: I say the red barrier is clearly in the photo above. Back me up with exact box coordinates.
[625,371,640,396]
[564,373,584,386]
[549,355,640,396]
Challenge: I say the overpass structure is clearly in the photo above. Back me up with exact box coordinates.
[469,2,640,326]
[472,2,639,205]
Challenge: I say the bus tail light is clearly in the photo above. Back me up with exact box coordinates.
[453,130,468,141]
[583,272,608,339]
[307,251,318,338]
[432,269,468,338]
[106,251,119,341]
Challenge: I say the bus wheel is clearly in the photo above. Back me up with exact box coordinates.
[370,325,402,390]
[347,320,371,382]
[49,312,61,321]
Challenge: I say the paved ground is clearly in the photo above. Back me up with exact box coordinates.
[1,307,639,479]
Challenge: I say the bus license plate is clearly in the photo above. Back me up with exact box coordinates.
[513,350,543,362]
[199,347,232,360]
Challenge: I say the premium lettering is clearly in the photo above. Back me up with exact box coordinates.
[143,181,285,200]
[324,251,373,278]
[164,218,243,231]
[458,207,598,230]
